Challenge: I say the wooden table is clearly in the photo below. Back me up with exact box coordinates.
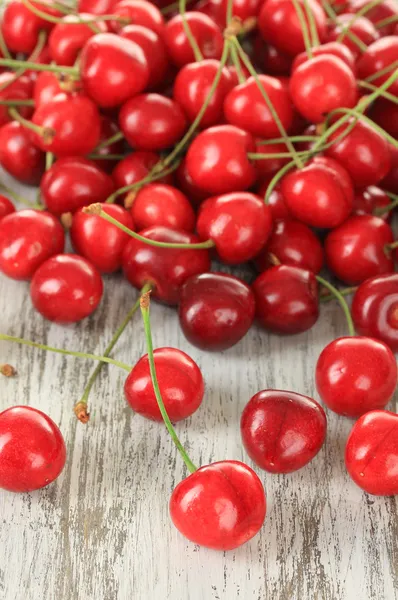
[0,171,397,600]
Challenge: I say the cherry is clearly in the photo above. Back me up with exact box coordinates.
[79,32,149,108]
[0,121,45,186]
[255,220,324,274]
[1,0,60,54]
[258,0,327,57]
[381,143,398,194]
[70,203,134,273]
[353,186,392,221]
[31,254,103,323]
[370,98,398,139]
[0,209,65,280]
[325,119,391,188]
[164,12,224,68]
[178,273,255,351]
[357,37,398,96]
[224,75,294,139]
[122,226,211,305]
[252,265,319,334]
[41,157,115,216]
[292,41,356,71]
[241,390,327,473]
[253,37,293,75]
[0,196,15,221]
[110,0,165,36]
[131,184,195,232]
[33,71,64,108]
[316,336,397,417]
[78,0,118,14]
[257,180,292,221]
[345,410,398,496]
[48,14,106,66]
[185,125,257,195]
[203,0,263,26]
[120,24,169,89]
[119,93,187,151]
[112,151,173,200]
[124,347,204,421]
[173,60,233,128]
[348,0,397,36]
[92,115,125,173]
[170,460,266,550]
[325,214,394,285]
[289,55,358,124]
[197,192,273,264]
[0,406,66,492]
[0,73,33,128]
[175,158,208,207]
[327,14,379,59]
[253,141,290,180]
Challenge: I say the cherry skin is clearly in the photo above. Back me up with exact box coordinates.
[92,115,125,174]
[257,180,292,221]
[203,0,263,26]
[0,73,33,128]
[78,0,118,14]
[30,254,103,323]
[252,265,319,334]
[0,210,65,280]
[370,98,398,140]
[1,0,60,54]
[197,192,273,264]
[41,157,115,216]
[185,125,257,195]
[241,390,327,474]
[253,141,290,180]
[124,347,204,421]
[345,410,398,496]
[0,196,15,221]
[325,215,394,285]
[170,460,266,550]
[175,158,209,207]
[316,337,397,417]
[348,0,397,36]
[178,273,255,351]
[112,151,172,200]
[79,32,149,108]
[120,24,169,89]
[0,406,66,493]
[119,94,187,151]
[122,226,211,305]
[0,121,45,186]
[357,37,398,97]
[111,0,165,35]
[131,184,195,232]
[33,71,64,108]
[353,186,392,222]
[292,41,356,71]
[327,14,379,59]
[224,75,293,139]
[48,14,107,66]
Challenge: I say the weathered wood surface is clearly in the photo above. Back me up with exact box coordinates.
[0,172,397,600]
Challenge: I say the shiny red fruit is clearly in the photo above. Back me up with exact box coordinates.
[0,196,15,221]
[131,184,195,232]
[1,0,60,54]
[120,24,169,89]
[165,12,224,67]
[111,0,165,35]
[292,41,356,71]
[112,151,172,199]
[33,71,63,108]
[357,36,398,96]
[353,186,392,221]
[49,13,106,66]
[348,0,397,35]
[0,73,33,128]
[78,0,118,14]
[0,121,45,186]
[327,14,379,59]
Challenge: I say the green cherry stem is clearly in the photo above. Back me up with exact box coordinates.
[0,57,78,77]
[316,276,356,336]
[328,107,398,149]
[0,31,12,60]
[179,0,203,62]
[365,60,398,84]
[21,0,128,27]
[45,152,54,171]
[248,150,311,160]
[321,0,367,53]
[7,107,54,142]
[320,286,358,303]
[95,131,125,151]
[0,99,35,107]
[0,30,48,93]
[291,0,313,58]
[104,161,181,204]
[336,0,384,43]
[0,182,43,210]
[302,0,320,46]
[375,14,398,29]
[229,43,246,84]
[256,135,319,145]
[358,80,398,104]
[140,292,197,473]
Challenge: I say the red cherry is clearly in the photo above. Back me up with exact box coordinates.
[203,0,263,26]
[185,125,257,195]
[170,460,266,550]
[131,183,195,232]
[112,151,172,199]
[224,75,293,139]
[178,273,255,351]
[122,226,211,305]
[327,14,379,59]
[258,0,327,57]
[292,41,356,71]
[120,24,169,89]
[345,410,398,496]
[381,144,398,194]
[197,192,272,264]
[92,115,125,173]
[316,336,397,417]
[31,254,103,323]
[1,0,60,54]
[357,37,398,96]
[119,93,187,151]
[175,157,208,207]
[0,196,15,221]
[325,215,394,285]
[165,12,224,67]
[370,98,398,139]
[257,180,292,221]
[79,33,149,108]
[252,264,319,334]
[49,14,106,66]
[0,73,33,128]
[0,121,45,186]
[252,141,290,181]
[124,347,204,421]
[33,71,64,108]
[241,390,326,473]
[70,203,134,273]
[289,55,358,123]
[111,0,165,35]
[78,0,118,14]
[353,186,392,221]
[41,157,115,216]
[0,406,66,493]
[0,210,65,280]
[348,0,397,35]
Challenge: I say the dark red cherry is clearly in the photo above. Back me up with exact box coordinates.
[253,35,293,75]
[120,24,169,89]
[292,41,356,71]
[252,265,319,334]
[197,192,273,264]
[31,254,103,323]
[41,157,115,216]
[345,410,398,496]
[111,0,165,35]
[178,273,255,351]
[0,196,15,221]
[325,215,394,285]
[0,121,45,186]
[33,71,64,108]
[165,12,224,67]
[79,32,149,108]
[112,151,173,199]
[348,0,397,35]
[357,37,398,96]
[119,93,187,151]
[381,144,398,194]
[131,183,195,231]
[170,460,266,550]
[1,0,60,54]
[122,226,211,305]
[353,186,392,221]
[0,73,33,128]
[370,98,398,139]
[175,158,208,207]
[327,14,379,59]
[92,115,125,173]
[241,390,327,473]
[124,347,204,421]
[316,336,397,417]
[0,406,66,493]
[257,180,292,221]
[49,14,106,66]
[0,210,65,280]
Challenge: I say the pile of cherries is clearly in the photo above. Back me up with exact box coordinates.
[0,0,397,551]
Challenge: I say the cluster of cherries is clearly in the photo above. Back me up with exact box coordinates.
[0,0,397,552]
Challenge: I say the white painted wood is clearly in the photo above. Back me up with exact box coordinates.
[0,169,397,600]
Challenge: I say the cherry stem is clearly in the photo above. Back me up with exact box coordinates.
[88,153,126,160]
[0,30,48,93]
[336,0,384,43]
[291,0,313,58]
[45,152,54,171]
[0,31,12,60]
[0,182,43,210]
[321,0,368,52]
[8,107,54,142]
[375,14,398,29]
[95,131,124,152]
[0,334,132,371]
[0,99,35,107]
[302,0,320,46]
[316,276,355,336]
[387,240,398,251]
[35,0,74,13]
[0,58,78,77]
[179,0,203,62]
[358,80,398,104]
[328,107,398,149]
[365,60,398,84]
[248,150,311,160]
[105,161,181,204]
[161,0,180,14]
[373,191,398,215]
[320,286,357,303]
[229,43,246,84]
[257,135,319,145]
[140,292,197,474]
[21,0,128,28]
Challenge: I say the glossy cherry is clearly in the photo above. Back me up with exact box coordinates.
[120,24,169,89]
[164,12,224,67]
[357,37,398,96]
[111,0,165,35]
[131,184,195,232]
[49,14,107,66]
[0,121,45,186]
[112,151,172,200]
[327,14,379,59]
[0,406,66,493]
[0,196,15,221]
[252,265,319,334]
[353,186,392,221]
[241,390,327,473]
[33,71,64,108]
[316,336,397,417]
[0,210,65,280]
[292,41,356,71]
[0,73,33,128]
[1,0,60,54]
[345,410,398,496]
[170,460,266,550]
[30,254,103,323]
[257,180,292,221]
[348,0,397,36]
